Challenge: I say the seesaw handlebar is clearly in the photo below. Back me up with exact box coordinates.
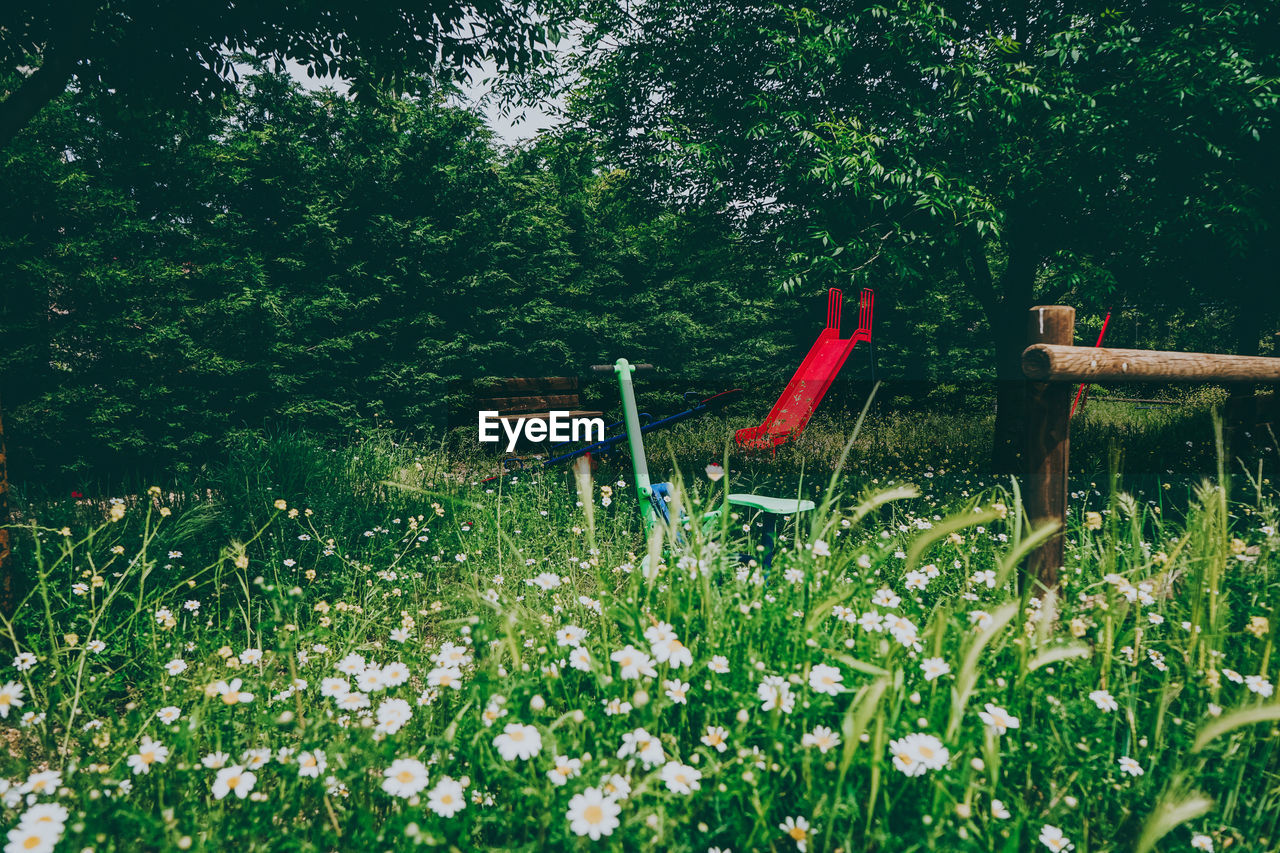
[589,363,655,373]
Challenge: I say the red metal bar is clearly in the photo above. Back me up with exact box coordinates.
[856,288,874,340]
[1070,310,1111,417]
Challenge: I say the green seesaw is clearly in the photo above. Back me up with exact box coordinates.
[609,358,814,568]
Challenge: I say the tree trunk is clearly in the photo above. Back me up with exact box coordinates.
[1224,287,1264,455]
[991,314,1028,474]
[989,245,1040,474]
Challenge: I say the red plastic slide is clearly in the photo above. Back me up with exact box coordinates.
[736,288,874,450]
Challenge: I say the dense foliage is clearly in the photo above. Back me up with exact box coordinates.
[3,64,1268,484]
[0,73,801,481]
[559,0,1280,466]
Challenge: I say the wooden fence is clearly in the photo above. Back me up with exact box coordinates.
[1021,306,1280,587]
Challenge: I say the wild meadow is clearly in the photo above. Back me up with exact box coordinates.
[1,397,1278,852]
[3,0,1277,849]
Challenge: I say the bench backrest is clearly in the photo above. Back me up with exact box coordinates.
[473,376,583,415]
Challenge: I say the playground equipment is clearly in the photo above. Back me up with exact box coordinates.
[737,288,874,450]
[611,358,814,565]
[1021,305,1280,586]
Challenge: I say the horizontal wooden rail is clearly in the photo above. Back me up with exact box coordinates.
[1023,344,1280,383]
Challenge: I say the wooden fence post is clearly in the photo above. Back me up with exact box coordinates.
[572,453,596,542]
[1024,306,1074,588]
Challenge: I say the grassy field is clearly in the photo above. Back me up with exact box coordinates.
[2,395,1279,851]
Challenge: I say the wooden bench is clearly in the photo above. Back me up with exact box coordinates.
[469,376,604,433]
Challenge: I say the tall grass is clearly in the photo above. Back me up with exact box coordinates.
[0,409,1276,851]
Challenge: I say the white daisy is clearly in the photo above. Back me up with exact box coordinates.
[556,625,587,647]
[780,816,811,851]
[663,679,690,704]
[211,765,257,800]
[569,647,592,672]
[659,761,701,794]
[889,732,949,776]
[701,725,729,753]
[801,725,841,754]
[920,658,950,681]
[427,776,467,817]
[566,787,621,839]
[1088,689,1118,712]
[493,723,542,761]
[381,661,411,686]
[3,823,59,853]
[375,698,413,735]
[808,664,843,695]
[547,755,583,786]
[610,645,657,680]
[617,727,665,767]
[427,667,464,690]
[214,678,254,705]
[978,703,1019,735]
[297,750,327,778]
[1038,824,1073,852]
[381,758,429,798]
[126,737,170,775]
[0,682,25,718]
[1117,756,1144,777]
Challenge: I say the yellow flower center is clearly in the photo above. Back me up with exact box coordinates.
[789,827,807,842]
[584,805,604,824]
[397,771,414,783]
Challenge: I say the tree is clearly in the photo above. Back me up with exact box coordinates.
[562,0,1280,470]
[1,71,796,482]
[0,0,567,609]
[0,0,565,148]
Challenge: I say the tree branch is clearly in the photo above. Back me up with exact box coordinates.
[0,3,97,151]
[957,223,999,316]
